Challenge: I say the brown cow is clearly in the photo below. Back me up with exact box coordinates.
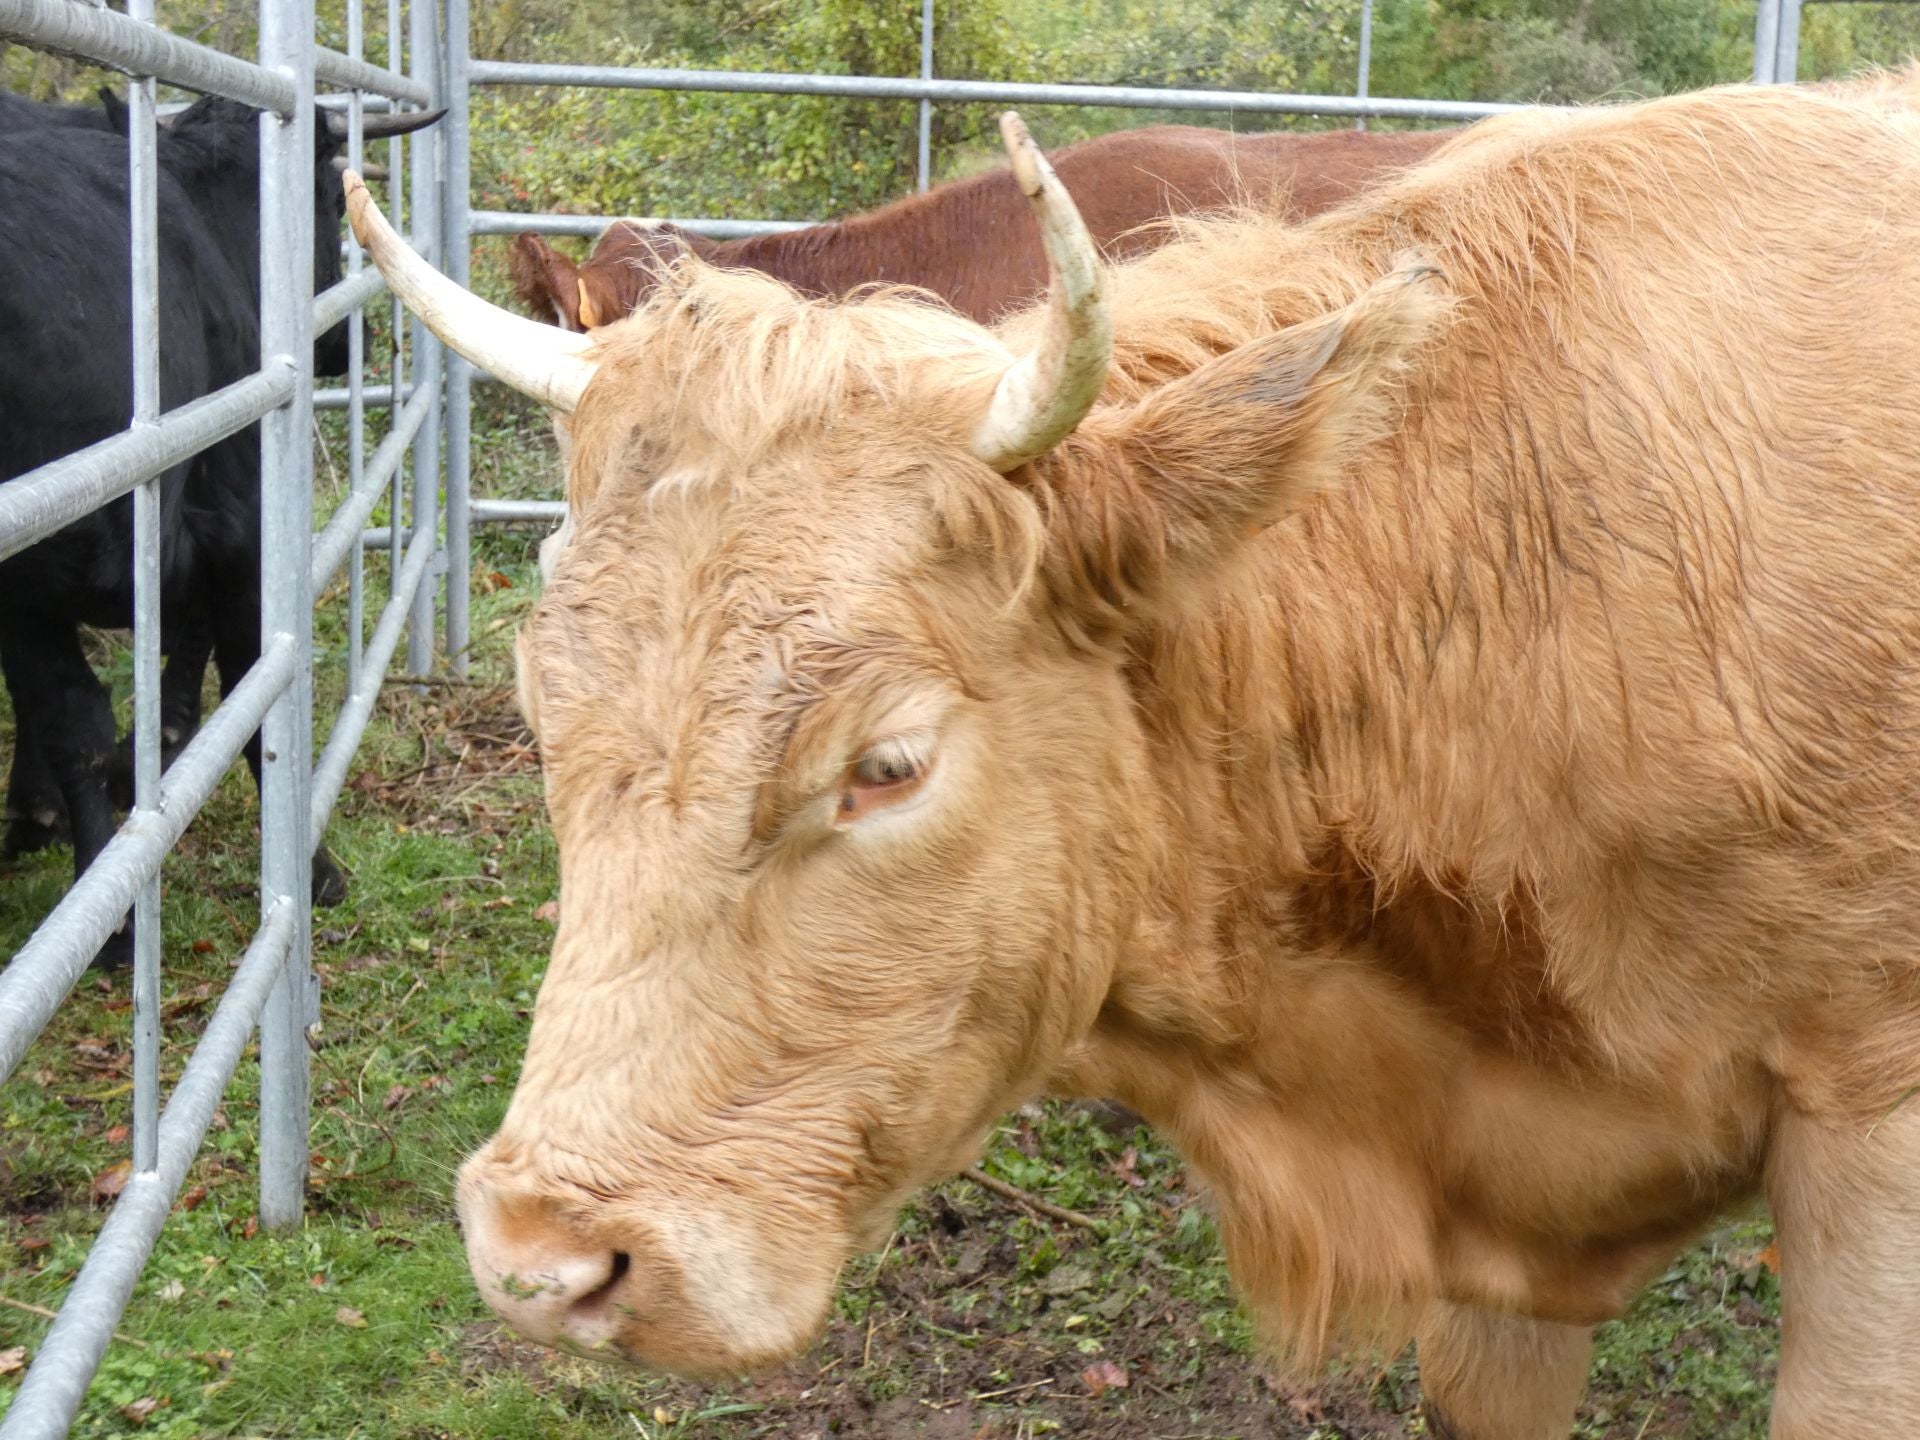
[350,69,1920,1437]
[509,123,1454,329]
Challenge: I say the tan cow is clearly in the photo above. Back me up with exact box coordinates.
[350,69,1920,1437]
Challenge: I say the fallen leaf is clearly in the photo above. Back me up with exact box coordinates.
[406,936,431,954]
[335,1305,368,1329]
[157,1279,185,1302]
[91,1160,132,1206]
[1109,1146,1146,1189]
[105,1124,130,1145]
[479,570,515,593]
[119,1396,163,1425]
[1757,1242,1780,1274]
[383,1084,413,1112]
[0,1346,25,1376]
[178,1185,208,1212]
[1080,1359,1129,1397]
[240,1214,259,1241]
[533,901,560,923]
[191,938,215,955]
[19,1236,50,1253]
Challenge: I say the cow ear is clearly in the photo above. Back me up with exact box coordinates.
[1026,258,1447,638]
[508,233,584,330]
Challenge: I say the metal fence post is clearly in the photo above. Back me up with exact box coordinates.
[1354,0,1373,131]
[406,0,443,678]
[127,0,163,1184]
[1774,0,1802,83]
[444,0,472,678]
[916,0,932,191]
[256,0,317,1233]
[1754,0,1782,82]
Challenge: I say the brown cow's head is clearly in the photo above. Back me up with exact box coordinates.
[347,115,1442,1376]
[511,222,712,332]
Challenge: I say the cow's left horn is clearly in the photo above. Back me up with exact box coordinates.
[969,111,1112,472]
[344,171,598,412]
[326,105,446,140]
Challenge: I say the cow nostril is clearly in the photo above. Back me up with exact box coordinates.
[569,1249,631,1322]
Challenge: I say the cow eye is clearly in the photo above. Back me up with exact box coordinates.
[838,735,933,822]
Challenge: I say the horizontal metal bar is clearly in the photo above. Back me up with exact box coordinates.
[471,498,566,524]
[315,92,396,112]
[314,46,432,105]
[0,0,295,112]
[0,900,295,1440]
[311,381,436,590]
[313,266,388,334]
[310,526,437,851]
[0,362,295,566]
[468,61,1528,121]
[315,382,414,411]
[0,635,297,1087]
[471,209,811,240]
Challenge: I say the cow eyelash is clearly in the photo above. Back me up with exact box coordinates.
[838,733,936,821]
[851,736,930,788]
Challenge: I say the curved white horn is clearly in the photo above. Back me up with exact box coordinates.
[969,112,1113,472]
[344,172,598,413]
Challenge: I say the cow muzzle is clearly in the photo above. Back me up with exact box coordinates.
[456,1146,845,1375]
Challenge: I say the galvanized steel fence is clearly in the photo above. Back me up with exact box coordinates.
[0,0,447,1431]
[0,0,1813,1429]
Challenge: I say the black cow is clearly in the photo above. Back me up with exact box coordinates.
[0,85,118,133]
[0,95,438,966]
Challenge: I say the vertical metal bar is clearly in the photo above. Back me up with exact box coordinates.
[443,0,472,678]
[1774,0,1802,83]
[1753,0,1781,84]
[1354,0,1373,132]
[127,0,162,1181]
[256,0,317,1232]
[388,0,407,569]
[407,0,443,679]
[916,0,933,192]
[347,0,366,689]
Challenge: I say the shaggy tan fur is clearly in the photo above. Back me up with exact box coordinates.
[463,71,1920,1434]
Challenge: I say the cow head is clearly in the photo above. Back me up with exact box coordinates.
[511,222,713,332]
[128,98,438,379]
[348,114,1442,1376]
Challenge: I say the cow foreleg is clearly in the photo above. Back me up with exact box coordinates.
[208,581,348,909]
[107,610,213,810]
[5,696,70,854]
[1415,1301,1591,1440]
[0,618,130,967]
[1768,1103,1920,1436]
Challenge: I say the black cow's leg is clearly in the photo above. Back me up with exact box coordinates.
[1415,1301,1591,1440]
[0,618,131,967]
[6,695,71,854]
[209,579,348,909]
[107,608,213,811]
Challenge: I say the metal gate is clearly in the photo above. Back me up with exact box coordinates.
[0,0,449,1431]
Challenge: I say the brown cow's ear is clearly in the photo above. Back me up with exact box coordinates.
[1026,258,1447,638]
[508,233,585,330]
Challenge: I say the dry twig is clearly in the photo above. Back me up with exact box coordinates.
[962,1167,1103,1233]
[0,1295,149,1350]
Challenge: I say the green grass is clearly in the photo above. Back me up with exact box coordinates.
[1,396,1781,1437]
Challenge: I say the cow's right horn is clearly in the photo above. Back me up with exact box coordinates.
[969,111,1112,473]
[344,172,598,413]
